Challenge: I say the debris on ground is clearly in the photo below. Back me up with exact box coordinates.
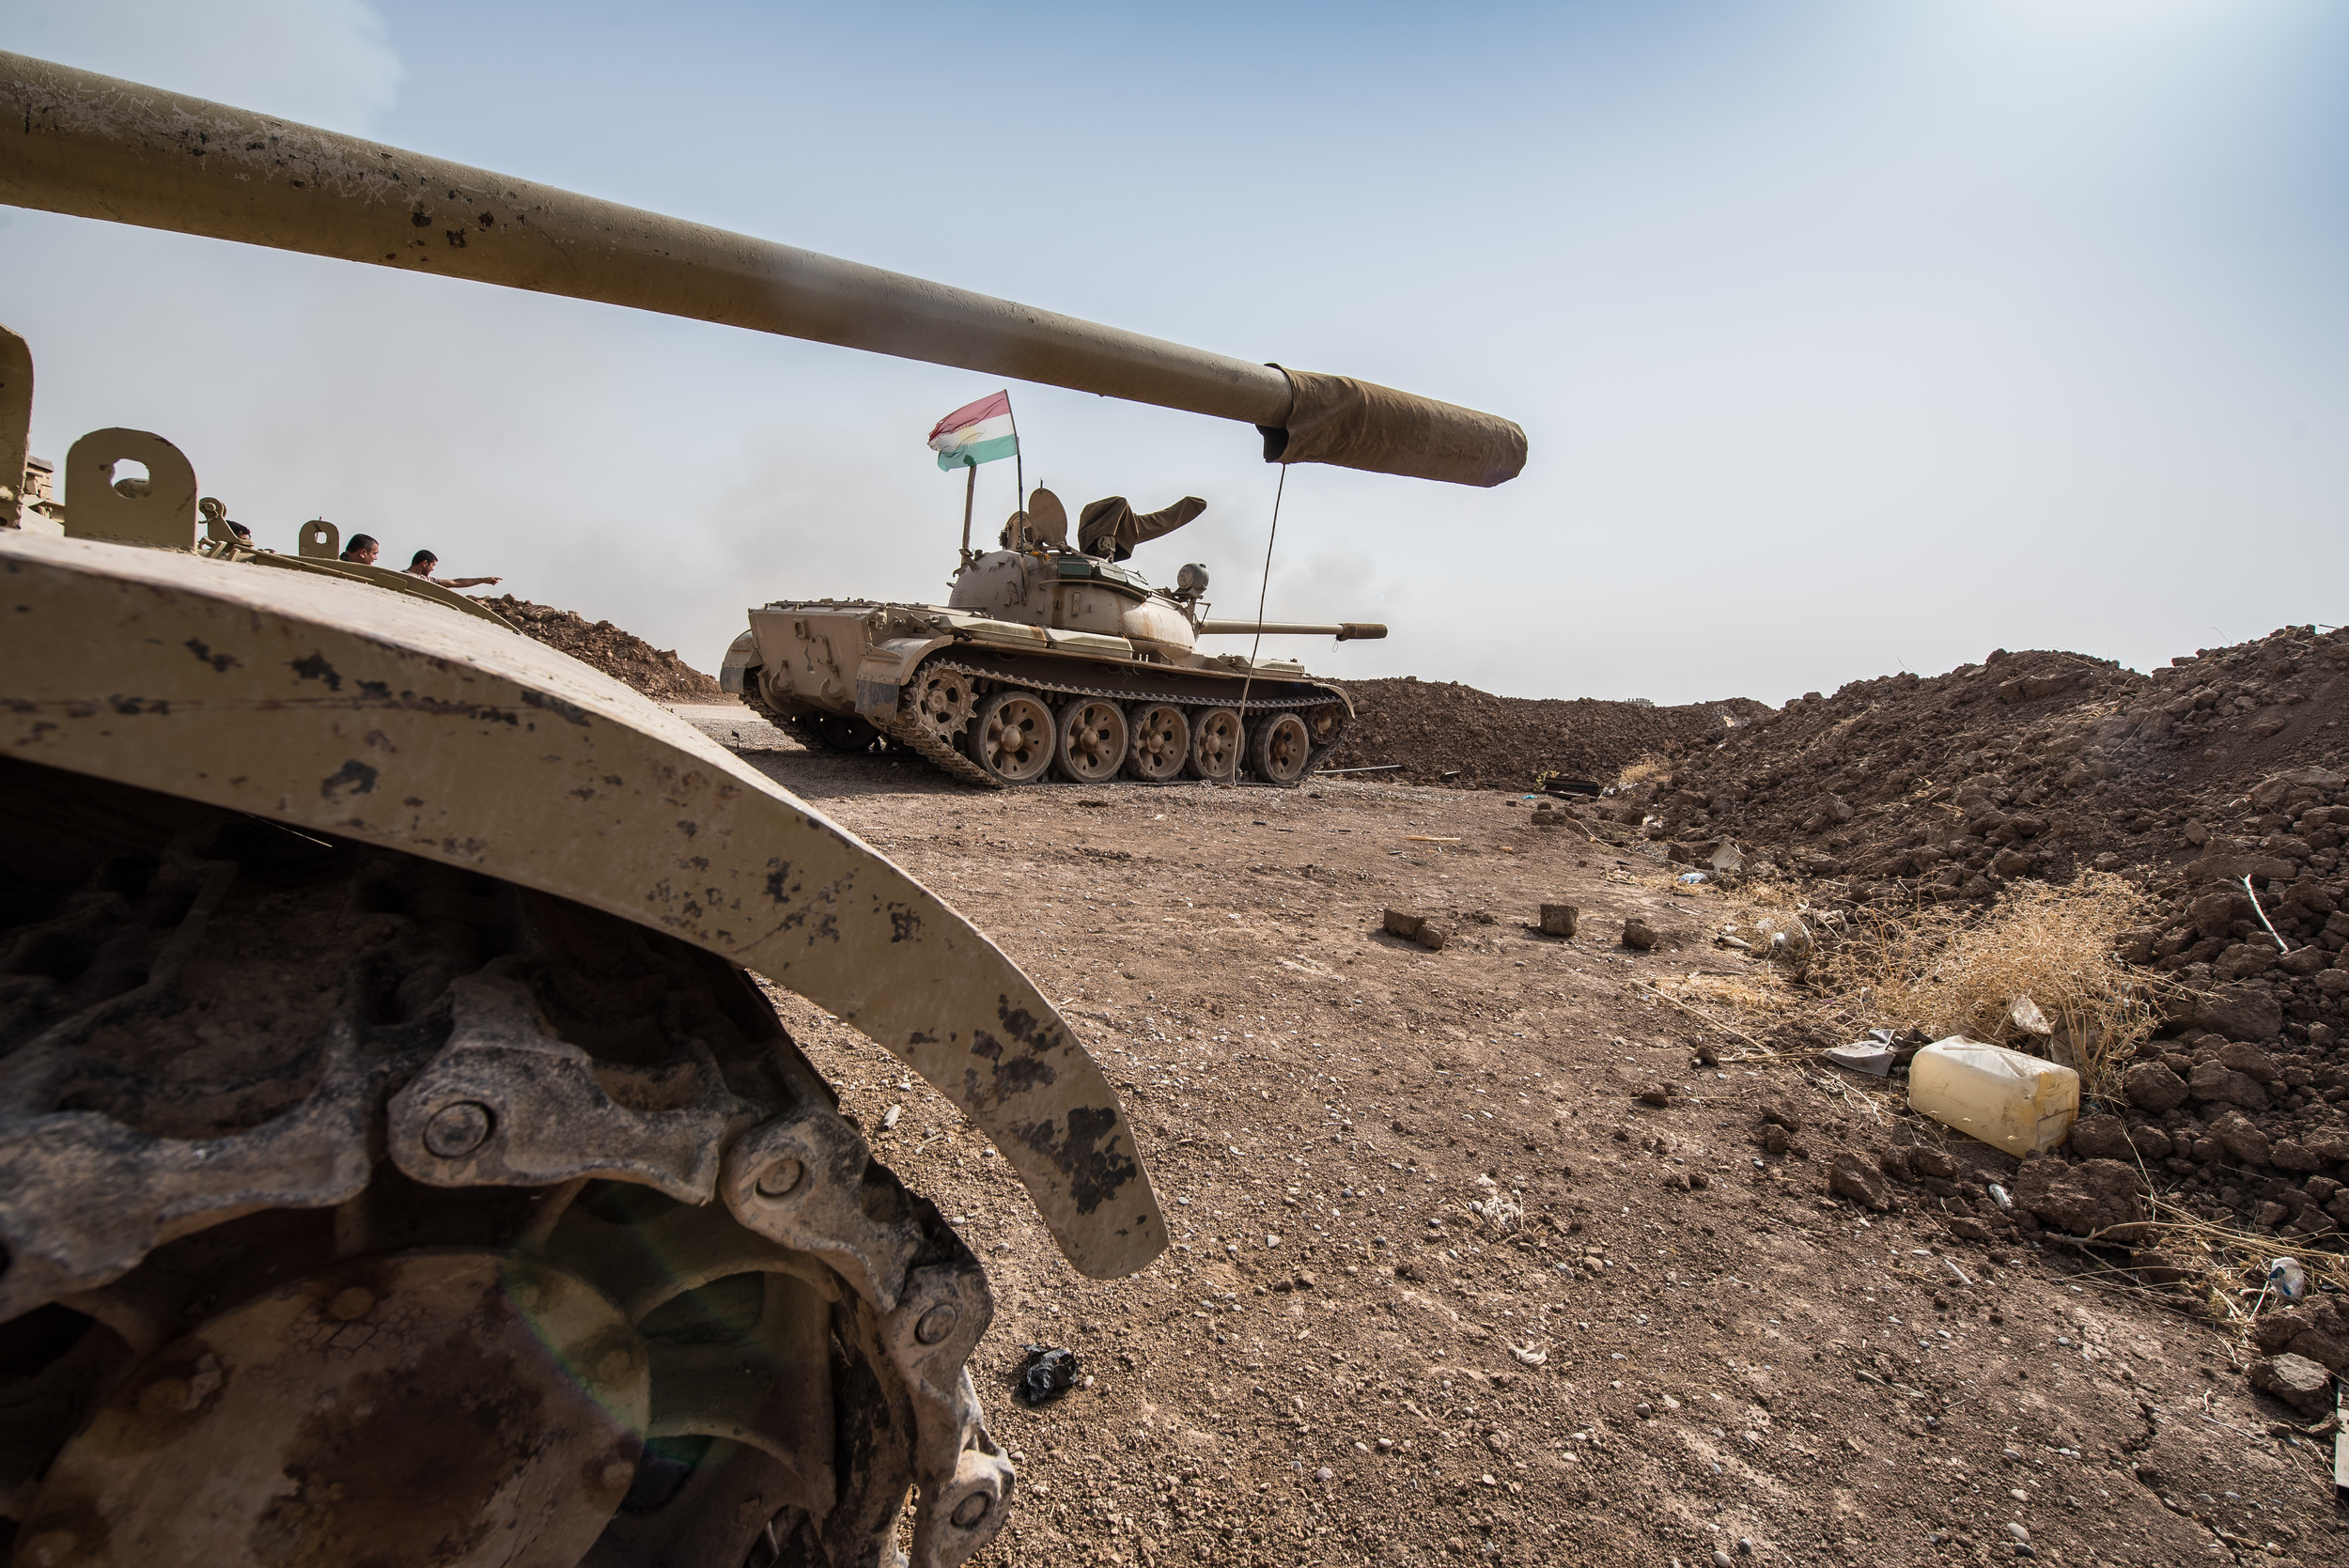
[1014,1344,1081,1406]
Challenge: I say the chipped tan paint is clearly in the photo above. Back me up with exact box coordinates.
[0,531,1166,1279]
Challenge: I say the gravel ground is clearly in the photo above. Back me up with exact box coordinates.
[663,706,2346,1568]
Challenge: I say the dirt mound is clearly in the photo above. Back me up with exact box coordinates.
[1323,677,1767,789]
[1626,626,2349,1244]
[484,596,727,703]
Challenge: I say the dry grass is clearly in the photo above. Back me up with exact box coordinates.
[1615,754,1671,788]
[1803,873,2178,1094]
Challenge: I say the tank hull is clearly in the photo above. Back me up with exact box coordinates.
[735,598,1354,788]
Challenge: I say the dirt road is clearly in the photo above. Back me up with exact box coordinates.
[672,705,2341,1568]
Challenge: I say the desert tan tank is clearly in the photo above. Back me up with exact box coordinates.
[0,48,1520,1568]
[729,488,1390,787]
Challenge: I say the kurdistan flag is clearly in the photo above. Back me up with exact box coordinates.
[927,390,1019,471]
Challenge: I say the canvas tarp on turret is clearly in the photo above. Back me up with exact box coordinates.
[1076,495,1206,561]
[1259,368,1526,489]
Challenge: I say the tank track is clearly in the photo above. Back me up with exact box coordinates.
[0,760,1008,1568]
[874,656,1351,789]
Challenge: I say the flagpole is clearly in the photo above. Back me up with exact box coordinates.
[1008,396,1023,505]
[960,461,975,560]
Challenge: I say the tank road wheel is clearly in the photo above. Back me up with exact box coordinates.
[0,758,1012,1568]
[1249,711,1314,787]
[1306,705,1344,747]
[911,664,979,748]
[1186,707,1243,782]
[972,691,1055,784]
[1053,699,1128,785]
[1124,704,1190,783]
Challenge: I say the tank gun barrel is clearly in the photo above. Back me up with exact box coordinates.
[1195,619,1386,641]
[0,53,1525,488]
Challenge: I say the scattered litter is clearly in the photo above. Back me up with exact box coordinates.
[1403,835,1462,844]
[1468,1175,1524,1233]
[1986,1183,2014,1213]
[1824,1040,1895,1079]
[2243,874,2295,953]
[1907,1037,2078,1157]
[1508,1341,1548,1368]
[1943,1257,1975,1287]
[1676,871,1707,884]
[1015,1345,1081,1406]
[880,1104,903,1131]
[2002,994,2053,1039]
[2266,1256,2308,1303]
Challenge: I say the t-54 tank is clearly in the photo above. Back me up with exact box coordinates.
[728,486,1390,787]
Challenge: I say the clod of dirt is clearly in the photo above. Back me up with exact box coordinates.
[1826,1150,1892,1211]
[2248,1298,2349,1372]
[1539,903,1579,938]
[1014,1344,1080,1406]
[485,596,726,701]
[2247,1353,2333,1417]
[2013,1156,2148,1238]
[1621,919,1657,951]
[1383,908,1423,939]
[2066,1113,2132,1160]
[2120,1061,2187,1112]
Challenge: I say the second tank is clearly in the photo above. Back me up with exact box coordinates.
[726,486,1386,788]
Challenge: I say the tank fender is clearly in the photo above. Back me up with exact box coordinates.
[0,532,1168,1281]
[720,628,757,695]
[854,635,954,720]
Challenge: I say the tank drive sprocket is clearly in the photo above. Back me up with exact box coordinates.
[0,757,1007,1568]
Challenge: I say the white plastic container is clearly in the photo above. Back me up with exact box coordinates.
[1907,1037,2078,1157]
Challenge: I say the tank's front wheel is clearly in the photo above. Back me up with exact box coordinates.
[1124,704,1190,783]
[1186,707,1243,782]
[972,691,1055,784]
[0,758,1011,1568]
[912,665,979,747]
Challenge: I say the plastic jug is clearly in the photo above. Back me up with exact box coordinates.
[1907,1037,2078,1157]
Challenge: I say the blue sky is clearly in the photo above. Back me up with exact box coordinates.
[4,0,2343,703]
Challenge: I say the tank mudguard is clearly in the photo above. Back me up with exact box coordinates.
[855,636,952,719]
[0,533,1166,1280]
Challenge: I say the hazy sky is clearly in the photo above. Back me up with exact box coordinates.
[5,0,2343,704]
